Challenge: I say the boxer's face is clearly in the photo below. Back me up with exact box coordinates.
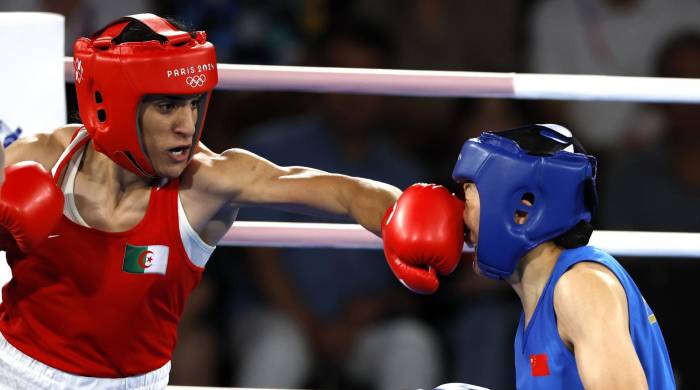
[139,94,202,178]
[461,182,480,248]
[462,181,482,275]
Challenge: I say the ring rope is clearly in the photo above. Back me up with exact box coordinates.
[60,56,700,258]
[64,57,700,102]
[223,222,700,258]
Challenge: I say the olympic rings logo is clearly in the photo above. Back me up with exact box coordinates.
[185,74,206,88]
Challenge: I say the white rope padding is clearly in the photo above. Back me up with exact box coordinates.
[60,55,700,258]
[63,57,700,103]
[223,222,700,258]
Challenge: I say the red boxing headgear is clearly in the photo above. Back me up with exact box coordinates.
[73,14,218,177]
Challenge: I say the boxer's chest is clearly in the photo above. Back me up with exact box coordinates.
[73,172,152,232]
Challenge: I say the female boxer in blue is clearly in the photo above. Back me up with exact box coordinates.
[385,124,675,389]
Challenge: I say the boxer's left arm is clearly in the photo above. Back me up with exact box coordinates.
[208,148,401,235]
[0,162,64,253]
[0,126,74,252]
[554,262,648,390]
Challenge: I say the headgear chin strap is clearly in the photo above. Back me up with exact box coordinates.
[73,13,218,177]
[452,124,597,279]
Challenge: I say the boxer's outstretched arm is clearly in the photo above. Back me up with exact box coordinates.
[554,262,648,390]
[209,148,401,236]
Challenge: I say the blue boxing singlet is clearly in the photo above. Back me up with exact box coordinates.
[514,246,675,389]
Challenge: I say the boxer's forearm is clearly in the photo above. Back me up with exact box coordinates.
[343,178,401,237]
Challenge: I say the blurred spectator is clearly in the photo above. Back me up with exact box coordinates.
[1,0,153,54]
[355,0,526,182]
[600,31,700,389]
[601,31,700,242]
[229,21,442,390]
[161,0,311,64]
[355,0,523,72]
[434,99,531,184]
[528,0,700,152]
[170,279,219,386]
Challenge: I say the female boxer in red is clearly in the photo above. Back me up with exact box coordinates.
[0,14,462,389]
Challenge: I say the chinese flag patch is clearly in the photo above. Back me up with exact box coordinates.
[530,353,550,376]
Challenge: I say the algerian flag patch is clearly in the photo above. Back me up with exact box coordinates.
[122,244,169,275]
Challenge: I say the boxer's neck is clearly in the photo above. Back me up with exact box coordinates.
[70,141,153,232]
[82,141,153,192]
[508,242,562,327]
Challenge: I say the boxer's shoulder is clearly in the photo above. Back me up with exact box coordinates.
[178,149,247,229]
[182,147,258,195]
[51,124,82,149]
[4,124,80,170]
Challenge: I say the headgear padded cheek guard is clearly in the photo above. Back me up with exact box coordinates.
[452,124,597,279]
[73,13,218,177]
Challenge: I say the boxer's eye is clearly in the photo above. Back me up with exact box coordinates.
[157,102,175,112]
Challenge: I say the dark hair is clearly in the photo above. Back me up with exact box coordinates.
[497,125,597,249]
[553,220,594,248]
[496,125,589,156]
[106,17,194,44]
[654,31,700,78]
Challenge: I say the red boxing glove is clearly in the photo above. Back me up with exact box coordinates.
[382,183,465,294]
[0,162,64,253]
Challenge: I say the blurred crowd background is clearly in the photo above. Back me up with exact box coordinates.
[3,0,700,389]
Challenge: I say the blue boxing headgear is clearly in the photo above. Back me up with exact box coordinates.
[452,124,597,279]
